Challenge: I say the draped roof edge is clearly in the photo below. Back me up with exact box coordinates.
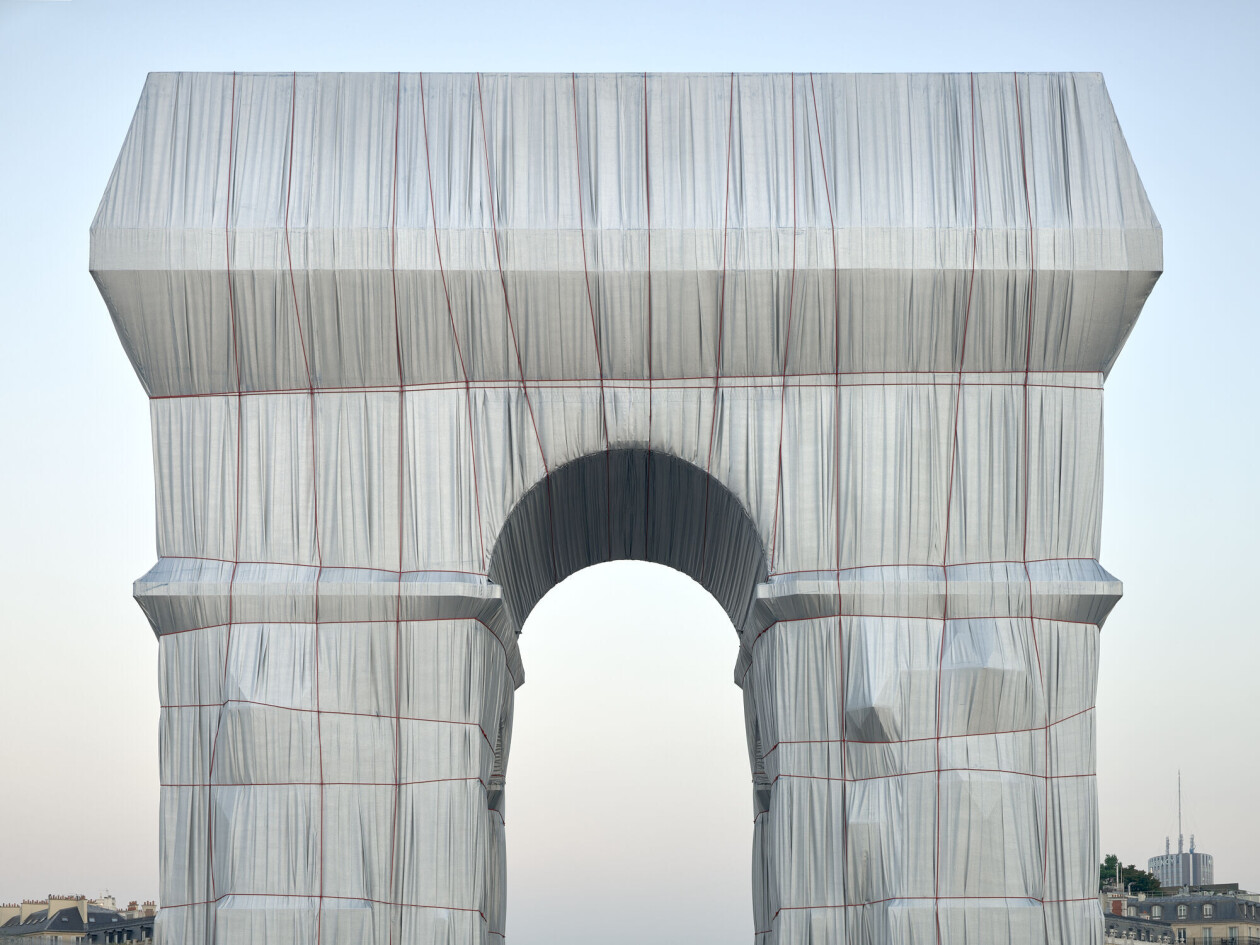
[92,72,1160,395]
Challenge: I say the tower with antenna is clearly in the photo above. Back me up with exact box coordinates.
[1148,772,1214,888]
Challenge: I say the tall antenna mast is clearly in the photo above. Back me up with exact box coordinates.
[1178,770,1184,856]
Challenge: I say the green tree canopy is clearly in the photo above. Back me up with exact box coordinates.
[1100,853,1163,894]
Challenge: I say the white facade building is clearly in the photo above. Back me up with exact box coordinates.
[1150,843,1215,889]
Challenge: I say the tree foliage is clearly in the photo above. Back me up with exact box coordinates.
[1100,853,1163,893]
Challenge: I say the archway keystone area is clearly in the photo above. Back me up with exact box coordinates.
[92,72,1160,944]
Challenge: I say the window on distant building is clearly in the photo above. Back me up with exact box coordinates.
[1129,907,1138,917]
[1204,904,1215,918]
[1178,906,1188,919]
[1202,928,1212,945]
[1152,906,1163,920]
[1176,930,1186,944]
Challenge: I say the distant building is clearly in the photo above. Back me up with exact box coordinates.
[1110,887,1260,945]
[79,912,155,944]
[1103,910,1174,943]
[1150,835,1215,889]
[0,896,154,942]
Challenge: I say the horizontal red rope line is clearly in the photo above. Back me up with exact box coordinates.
[151,553,1100,573]
[147,376,1104,399]
[159,615,507,633]
[769,768,1095,785]
[161,777,488,788]
[155,556,490,574]
[760,705,1096,756]
[154,616,516,671]
[162,890,1095,919]
[159,699,493,746]
[741,610,1104,656]
[768,895,1097,920]
[769,556,1099,576]
[736,613,1102,687]
[161,893,487,918]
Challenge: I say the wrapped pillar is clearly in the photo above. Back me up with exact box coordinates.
[143,561,517,945]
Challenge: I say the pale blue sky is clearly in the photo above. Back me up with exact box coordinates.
[0,0,1256,940]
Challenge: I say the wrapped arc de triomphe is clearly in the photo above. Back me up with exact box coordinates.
[91,72,1160,944]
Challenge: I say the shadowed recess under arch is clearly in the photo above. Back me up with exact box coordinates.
[489,449,768,635]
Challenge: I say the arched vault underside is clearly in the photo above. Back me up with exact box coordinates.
[489,448,767,633]
[92,72,1160,945]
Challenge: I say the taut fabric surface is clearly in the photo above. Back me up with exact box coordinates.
[92,72,1160,945]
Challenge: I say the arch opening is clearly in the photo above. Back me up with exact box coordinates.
[489,449,769,637]
[506,561,754,945]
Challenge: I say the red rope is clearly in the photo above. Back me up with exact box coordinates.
[643,73,653,555]
[808,68,848,935]
[700,73,737,578]
[418,72,488,572]
[148,373,1105,400]
[769,894,1097,921]
[772,769,1095,786]
[476,73,557,583]
[933,72,979,945]
[761,704,1096,756]
[280,71,328,945]
[570,73,613,560]
[204,71,240,945]
[741,610,1097,672]
[152,615,519,674]
[768,75,798,574]
[157,551,1098,575]
[1012,70,1054,920]
[161,698,496,747]
[161,893,488,919]
[166,777,490,789]
[387,71,404,945]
